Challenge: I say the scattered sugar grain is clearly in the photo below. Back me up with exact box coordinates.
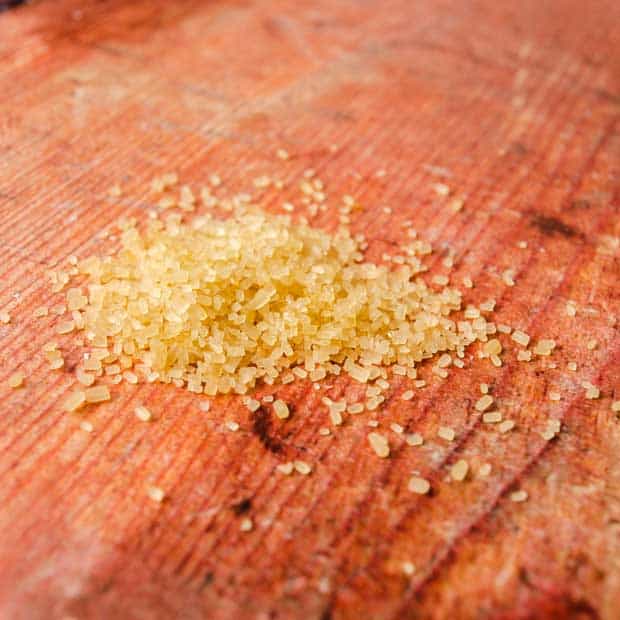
[244,398,261,412]
[480,299,496,312]
[449,197,464,213]
[510,490,528,503]
[294,460,312,475]
[84,385,110,403]
[79,420,94,433]
[408,476,430,494]
[273,399,290,419]
[533,339,556,356]
[64,390,86,412]
[498,420,515,433]
[56,320,75,334]
[135,405,152,422]
[490,354,502,368]
[329,409,343,426]
[483,411,502,424]
[368,432,390,458]
[240,518,253,532]
[147,486,165,503]
[475,394,494,412]
[405,433,423,446]
[277,462,294,475]
[76,368,95,386]
[123,371,138,384]
[479,463,492,477]
[502,269,516,286]
[437,426,455,441]
[450,459,469,481]
[50,357,65,370]
[511,330,530,347]
[8,372,24,388]
[433,183,450,197]
[402,562,416,576]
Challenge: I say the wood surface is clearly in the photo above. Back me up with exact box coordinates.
[0,1,619,618]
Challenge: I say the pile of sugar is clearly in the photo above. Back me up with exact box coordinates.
[62,210,489,395]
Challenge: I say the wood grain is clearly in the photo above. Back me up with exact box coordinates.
[0,1,619,618]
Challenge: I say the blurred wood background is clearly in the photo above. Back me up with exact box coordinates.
[0,0,619,618]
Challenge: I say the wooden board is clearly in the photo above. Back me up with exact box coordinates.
[0,1,619,618]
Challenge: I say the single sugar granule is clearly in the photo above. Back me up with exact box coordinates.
[294,460,312,475]
[147,486,166,503]
[478,463,492,477]
[437,426,455,441]
[273,400,290,419]
[450,459,469,482]
[79,420,94,433]
[408,476,430,494]
[276,462,294,475]
[134,405,153,422]
[402,561,416,576]
[63,390,86,412]
[405,433,424,446]
[368,432,390,458]
[533,339,556,356]
[498,420,515,433]
[8,372,24,388]
[475,395,494,412]
[84,385,110,403]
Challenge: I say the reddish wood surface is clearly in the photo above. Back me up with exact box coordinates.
[0,1,619,618]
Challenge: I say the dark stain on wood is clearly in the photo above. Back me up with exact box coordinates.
[509,141,529,156]
[569,198,592,210]
[231,498,252,515]
[530,214,580,238]
[252,406,282,453]
[201,571,214,589]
